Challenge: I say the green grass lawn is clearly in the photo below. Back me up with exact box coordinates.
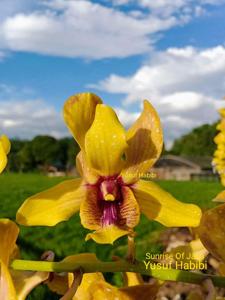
[0,173,223,299]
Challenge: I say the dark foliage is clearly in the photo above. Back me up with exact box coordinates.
[169,122,218,156]
[7,136,80,172]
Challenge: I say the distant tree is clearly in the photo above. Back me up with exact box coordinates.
[6,136,80,173]
[7,139,27,172]
[169,122,218,156]
[18,143,35,172]
[30,136,60,169]
[59,137,80,167]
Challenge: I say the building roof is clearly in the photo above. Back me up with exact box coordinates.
[154,155,212,170]
[183,156,212,170]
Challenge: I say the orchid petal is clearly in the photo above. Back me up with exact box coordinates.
[85,104,127,176]
[74,274,105,300]
[17,179,85,226]
[11,270,49,300]
[48,254,159,299]
[48,254,103,298]
[123,272,144,287]
[80,186,101,230]
[85,278,159,300]
[0,219,19,266]
[217,119,225,131]
[0,142,7,174]
[86,280,126,300]
[120,186,140,228]
[0,261,17,300]
[133,180,202,227]
[214,132,225,144]
[121,100,163,183]
[219,108,225,118]
[76,151,98,184]
[63,92,102,149]
[120,283,159,300]
[85,224,129,244]
[198,203,225,262]
[221,175,225,186]
[47,273,70,296]
[170,239,208,264]
[0,219,18,300]
[0,135,11,155]
[213,190,225,202]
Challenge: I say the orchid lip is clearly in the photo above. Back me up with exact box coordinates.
[99,177,122,226]
[101,201,119,226]
[87,175,129,227]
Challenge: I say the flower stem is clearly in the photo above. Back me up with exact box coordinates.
[126,235,136,262]
[10,259,225,288]
[60,269,83,300]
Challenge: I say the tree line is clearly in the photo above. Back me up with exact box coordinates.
[5,122,218,172]
[7,136,80,172]
[168,122,218,157]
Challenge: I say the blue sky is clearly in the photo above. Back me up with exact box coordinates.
[0,0,225,146]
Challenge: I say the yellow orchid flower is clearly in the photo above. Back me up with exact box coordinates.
[213,108,225,185]
[50,273,159,300]
[219,108,225,119]
[0,219,51,300]
[75,272,159,300]
[213,189,225,202]
[47,254,159,300]
[216,119,225,132]
[214,132,225,145]
[213,150,225,160]
[168,238,208,267]
[16,93,201,244]
[198,202,225,263]
[0,135,10,173]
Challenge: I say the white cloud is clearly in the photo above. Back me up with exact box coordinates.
[0,0,176,59]
[0,0,222,59]
[138,0,188,16]
[0,99,68,139]
[0,83,141,140]
[111,0,225,18]
[114,107,139,127]
[0,0,37,21]
[0,93,142,141]
[93,46,225,145]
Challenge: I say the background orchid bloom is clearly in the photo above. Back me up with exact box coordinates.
[47,254,159,300]
[0,219,50,300]
[17,93,202,244]
[213,108,225,186]
[0,135,10,173]
[73,272,159,300]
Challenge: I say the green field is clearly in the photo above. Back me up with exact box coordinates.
[0,173,223,299]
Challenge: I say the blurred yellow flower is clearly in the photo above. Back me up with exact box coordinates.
[0,219,50,300]
[47,254,159,300]
[198,202,225,263]
[17,93,201,244]
[213,108,225,185]
[0,135,10,173]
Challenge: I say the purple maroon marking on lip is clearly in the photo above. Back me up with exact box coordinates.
[101,201,119,226]
[86,175,132,227]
